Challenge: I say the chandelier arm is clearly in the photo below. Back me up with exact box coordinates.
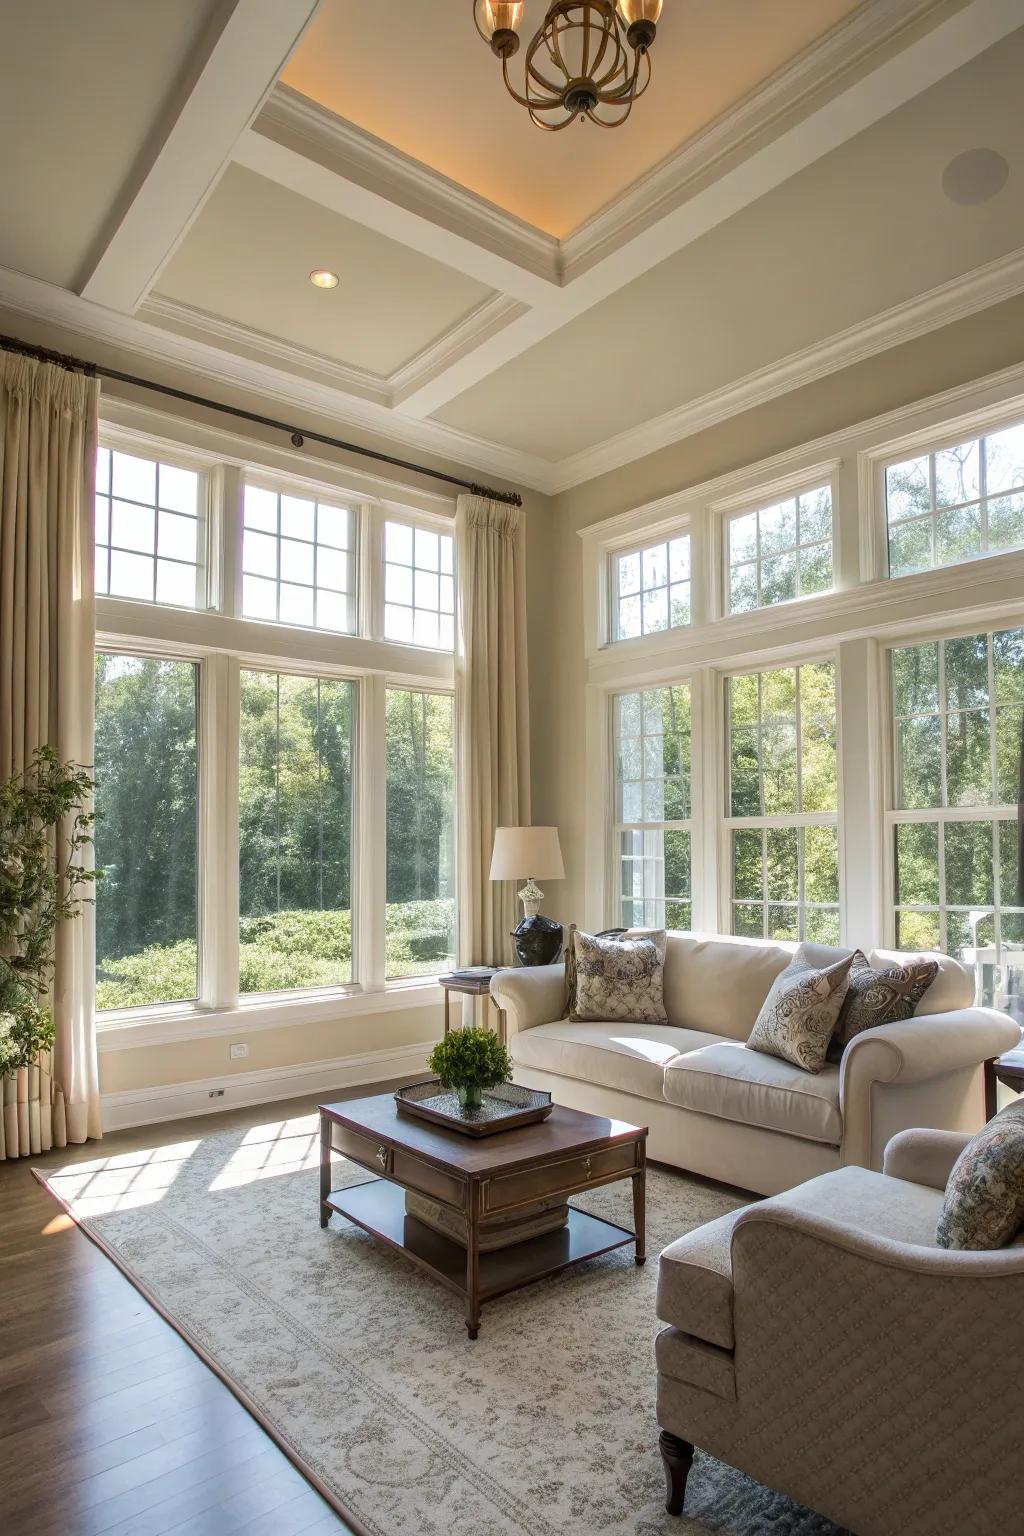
[501,54,560,109]
[587,21,616,83]
[592,36,630,91]
[594,45,648,103]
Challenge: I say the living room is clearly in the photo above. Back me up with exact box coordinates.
[1,2,1023,1532]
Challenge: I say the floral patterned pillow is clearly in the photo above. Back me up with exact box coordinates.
[747,955,853,1074]
[569,929,668,1024]
[936,1100,1024,1250]
[824,948,938,1063]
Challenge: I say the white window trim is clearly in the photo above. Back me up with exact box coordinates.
[94,422,459,1040]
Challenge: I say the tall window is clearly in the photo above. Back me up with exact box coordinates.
[613,534,691,641]
[726,485,833,614]
[889,628,1023,1015]
[94,654,199,1008]
[241,484,354,632]
[613,685,692,928]
[385,689,456,977]
[885,420,1024,577]
[726,662,840,942]
[384,520,455,650]
[238,671,354,993]
[95,448,203,607]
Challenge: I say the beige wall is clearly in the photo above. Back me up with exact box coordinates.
[532,292,1024,926]
[0,303,552,1102]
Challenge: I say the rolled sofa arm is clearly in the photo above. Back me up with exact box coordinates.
[840,1008,1021,1168]
[491,963,566,1037]
[883,1127,972,1190]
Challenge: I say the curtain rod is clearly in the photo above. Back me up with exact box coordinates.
[0,331,523,508]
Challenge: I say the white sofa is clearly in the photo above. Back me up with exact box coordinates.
[490,933,1021,1196]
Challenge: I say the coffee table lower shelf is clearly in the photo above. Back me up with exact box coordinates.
[324,1179,635,1333]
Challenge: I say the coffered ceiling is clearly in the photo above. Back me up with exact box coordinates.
[0,0,1021,496]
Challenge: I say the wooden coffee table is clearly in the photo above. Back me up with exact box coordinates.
[319,1092,647,1338]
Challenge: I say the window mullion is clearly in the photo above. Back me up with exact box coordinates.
[200,651,239,1010]
[357,673,387,989]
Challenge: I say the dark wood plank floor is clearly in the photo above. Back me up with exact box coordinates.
[0,1088,380,1535]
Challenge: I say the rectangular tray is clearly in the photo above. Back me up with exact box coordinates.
[395,1079,553,1137]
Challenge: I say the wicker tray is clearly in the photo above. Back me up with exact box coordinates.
[394,1079,553,1137]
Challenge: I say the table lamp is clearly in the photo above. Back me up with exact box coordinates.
[489,826,565,966]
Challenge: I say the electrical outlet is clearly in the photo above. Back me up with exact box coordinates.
[230,1042,249,1060]
[209,1088,225,1099]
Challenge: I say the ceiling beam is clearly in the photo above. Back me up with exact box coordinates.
[78,0,320,314]
[392,0,1023,419]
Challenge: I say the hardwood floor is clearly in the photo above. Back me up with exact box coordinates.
[0,1088,383,1535]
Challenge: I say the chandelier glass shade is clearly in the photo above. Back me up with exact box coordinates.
[473,0,664,130]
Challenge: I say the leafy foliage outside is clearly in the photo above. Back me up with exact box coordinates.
[0,748,97,1074]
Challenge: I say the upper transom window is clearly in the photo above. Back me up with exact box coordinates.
[726,484,833,614]
[613,534,691,642]
[95,447,203,608]
[242,483,355,633]
[885,420,1024,578]
[384,520,455,651]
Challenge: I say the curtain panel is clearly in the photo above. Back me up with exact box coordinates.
[0,350,100,1158]
[455,494,531,970]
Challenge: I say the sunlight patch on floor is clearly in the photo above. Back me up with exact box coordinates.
[46,1138,201,1216]
[208,1113,325,1191]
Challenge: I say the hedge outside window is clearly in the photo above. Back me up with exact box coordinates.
[613,684,692,929]
[385,688,456,977]
[885,420,1024,577]
[889,627,1024,1016]
[726,662,840,942]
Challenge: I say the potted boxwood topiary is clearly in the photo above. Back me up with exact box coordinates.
[427,1027,512,1112]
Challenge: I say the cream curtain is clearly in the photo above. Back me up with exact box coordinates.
[455,494,531,970]
[0,350,100,1158]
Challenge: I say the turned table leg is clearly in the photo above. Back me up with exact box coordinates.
[659,1430,694,1516]
[633,1148,646,1266]
[465,1181,482,1340]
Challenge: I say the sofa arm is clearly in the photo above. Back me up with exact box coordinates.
[491,964,566,1038]
[883,1127,972,1190]
[840,1008,1021,1167]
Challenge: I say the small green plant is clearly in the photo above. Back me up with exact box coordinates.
[428,1027,512,1111]
[0,746,98,1075]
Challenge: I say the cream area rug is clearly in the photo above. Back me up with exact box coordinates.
[39,1112,848,1536]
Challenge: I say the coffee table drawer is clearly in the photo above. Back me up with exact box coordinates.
[332,1124,392,1176]
[393,1149,467,1212]
[482,1141,639,1214]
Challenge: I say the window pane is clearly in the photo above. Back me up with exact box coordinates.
[727,486,832,612]
[384,520,455,651]
[241,485,355,634]
[614,535,690,641]
[94,655,199,1009]
[386,690,456,978]
[238,672,354,994]
[886,421,1024,576]
[96,449,202,609]
[616,685,691,824]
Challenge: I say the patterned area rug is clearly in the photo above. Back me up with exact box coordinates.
[39,1112,846,1536]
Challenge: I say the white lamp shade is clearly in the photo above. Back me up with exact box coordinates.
[489,826,565,882]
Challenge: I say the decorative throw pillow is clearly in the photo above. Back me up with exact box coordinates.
[747,955,853,1074]
[936,1100,1024,1250]
[564,922,579,1016]
[570,929,668,1024]
[823,948,938,1063]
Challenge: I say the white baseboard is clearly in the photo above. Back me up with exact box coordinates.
[101,1041,437,1132]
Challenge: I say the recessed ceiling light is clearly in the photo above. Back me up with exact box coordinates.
[309,269,339,289]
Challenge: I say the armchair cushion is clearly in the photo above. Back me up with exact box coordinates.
[937,1100,1024,1250]
[663,1041,843,1144]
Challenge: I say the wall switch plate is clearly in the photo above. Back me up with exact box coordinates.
[230,1042,249,1060]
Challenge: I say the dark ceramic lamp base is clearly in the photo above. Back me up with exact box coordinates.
[512,913,563,966]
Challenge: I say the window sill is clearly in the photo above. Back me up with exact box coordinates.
[95,978,445,1052]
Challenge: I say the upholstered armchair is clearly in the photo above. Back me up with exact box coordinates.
[656,1127,1024,1536]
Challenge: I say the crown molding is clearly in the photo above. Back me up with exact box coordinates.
[253,84,561,291]
[141,293,392,405]
[388,294,526,405]
[0,265,555,494]
[561,0,954,279]
[550,248,1024,494]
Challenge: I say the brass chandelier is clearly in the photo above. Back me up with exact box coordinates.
[473,1,664,130]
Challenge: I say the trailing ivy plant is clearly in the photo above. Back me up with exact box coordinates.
[0,746,98,1076]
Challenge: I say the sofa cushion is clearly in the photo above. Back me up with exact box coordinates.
[570,929,668,1024]
[657,1164,945,1349]
[512,1021,731,1102]
[800,941,973,1016]
[657,1205,745,1346]
[630,930,795,1040]
[663,1040,843,1144]
[747,955,854,1072]
[824,947,938,1062]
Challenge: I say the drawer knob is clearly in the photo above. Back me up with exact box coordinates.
[376,1145,389,1170]
[583,1156,592,1180]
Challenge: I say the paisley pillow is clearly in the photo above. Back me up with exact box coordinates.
[747,955,853,1074]
[570,929,668,1024]
[936,1100,1024,1250]
[824,948,938,1062]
